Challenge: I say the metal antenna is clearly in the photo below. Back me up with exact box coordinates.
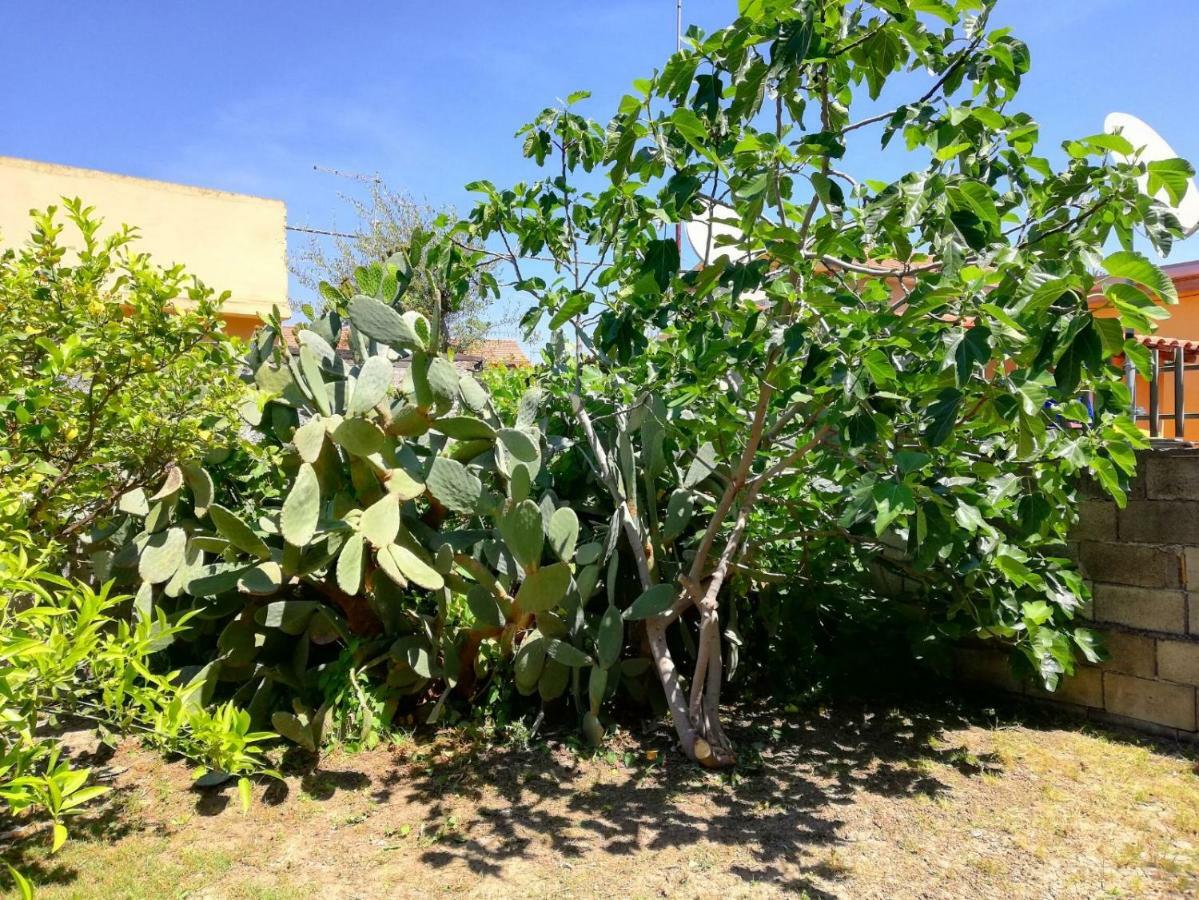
[674,0,684,252]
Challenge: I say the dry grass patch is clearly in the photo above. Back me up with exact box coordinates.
[5,698,1197,899]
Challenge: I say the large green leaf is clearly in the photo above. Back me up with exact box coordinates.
[514,561,572,613]
[280,463,321,547]
[209,505,271,560]
[348,355,394,415]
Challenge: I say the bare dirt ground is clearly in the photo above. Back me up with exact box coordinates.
[7,696,1199,899]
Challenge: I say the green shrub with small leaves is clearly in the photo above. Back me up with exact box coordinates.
[0,200,246,553]
[0,530,276,890]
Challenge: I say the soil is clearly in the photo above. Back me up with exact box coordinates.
[7,695,1199,899]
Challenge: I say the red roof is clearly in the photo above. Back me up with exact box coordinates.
[452,339,530,368]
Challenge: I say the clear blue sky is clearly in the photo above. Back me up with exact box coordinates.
[3,1,1199,332]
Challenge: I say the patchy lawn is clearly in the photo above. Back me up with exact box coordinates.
[6,697,1199,899]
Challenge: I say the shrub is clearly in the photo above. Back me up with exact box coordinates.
[100,246,648,753]
[0,529,276,885]
[13,0,1188,778]
[0,200,246,551]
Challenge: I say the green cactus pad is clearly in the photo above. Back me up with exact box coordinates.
[298,345,332,416]
[508,462,531,502]
[348,294,426,349]
[425,457,483,514]
[208,504,271,560]
[575,542,602,566]
[596,605,623,669]
[661,490,696,543]
[431,415,496,441]
[546,638,592,668]
[389,404,432,437]
[575,563,599,606]
[138,527,187,584]
[513,631,546,695]
[495,428,541,479]
[384,467,426,501]
[588,665,608,714]
[237,561,284,596]
[466,584,505,627]
[347,355,394,415]
[270,711,317,752]
[547,507,579,562]
[582,710,604,747]
[292,418,327,464]
[255,600,320,635]
[336,532,365,595]
[280,463,321,547]
[499,499,545,572]
[622,583,677,620]
[186,562,249,597]
[458,374,490,414]
[360,494,400,547]
[538,658,570,701]
[331,417,385,457]
[381,543,445,590]
[425,357,460,412]
[514,561,571,613]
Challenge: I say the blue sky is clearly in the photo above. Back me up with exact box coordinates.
[3,1,1198,336]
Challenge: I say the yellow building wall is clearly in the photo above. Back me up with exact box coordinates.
[0,155,288,337]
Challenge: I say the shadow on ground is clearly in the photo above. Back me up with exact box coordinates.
[11,690,1191,897]
[367,698,1005,896]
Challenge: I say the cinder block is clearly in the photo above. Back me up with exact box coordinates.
[1071,501,1117,542]
[1097,631,1157,678]
[1187,548,1199,591]
[1029,665,1103,708]
[1103,671,1198,731]
[1145,451,1199,500]
[954,647,1020,693]
[1076,541,1183,589]
[1158,640,1199,686]
[1091,584,1187,634]
[1118,501,1199,545]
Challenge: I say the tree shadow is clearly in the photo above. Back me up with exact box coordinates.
[1,783,142,889]
[391,697,1001,893]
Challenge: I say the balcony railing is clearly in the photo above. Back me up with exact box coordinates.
[1125,334,1199,441]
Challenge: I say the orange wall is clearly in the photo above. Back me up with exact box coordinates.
[1125,261,1199,441]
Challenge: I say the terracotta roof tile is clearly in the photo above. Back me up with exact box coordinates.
[452,339,531,368]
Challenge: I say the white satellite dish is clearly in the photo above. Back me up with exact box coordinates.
[1104,112,1199,236]
[683,199,768,304]
[684,199,760,266]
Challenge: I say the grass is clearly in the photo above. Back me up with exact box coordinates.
[5,697,1198,899]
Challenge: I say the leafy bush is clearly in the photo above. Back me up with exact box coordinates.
[0,200,246,551]
[450,0,1178,762]
[0,529,276,887]
[101,245,646,752]
[4,0,1190,794]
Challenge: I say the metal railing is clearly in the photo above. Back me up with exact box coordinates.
[1125,334,1199,440]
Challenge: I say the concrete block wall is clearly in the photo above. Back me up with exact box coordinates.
[957,446,1199,741]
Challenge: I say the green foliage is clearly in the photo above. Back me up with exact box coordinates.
[5,0,1189,787]
[0,200,247,551]
[100,258,651,754]
[290,177,495,348]
[452,0,1181,761]
[0,532,276,877]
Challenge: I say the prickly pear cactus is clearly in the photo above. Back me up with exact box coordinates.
[97,257,647,747]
